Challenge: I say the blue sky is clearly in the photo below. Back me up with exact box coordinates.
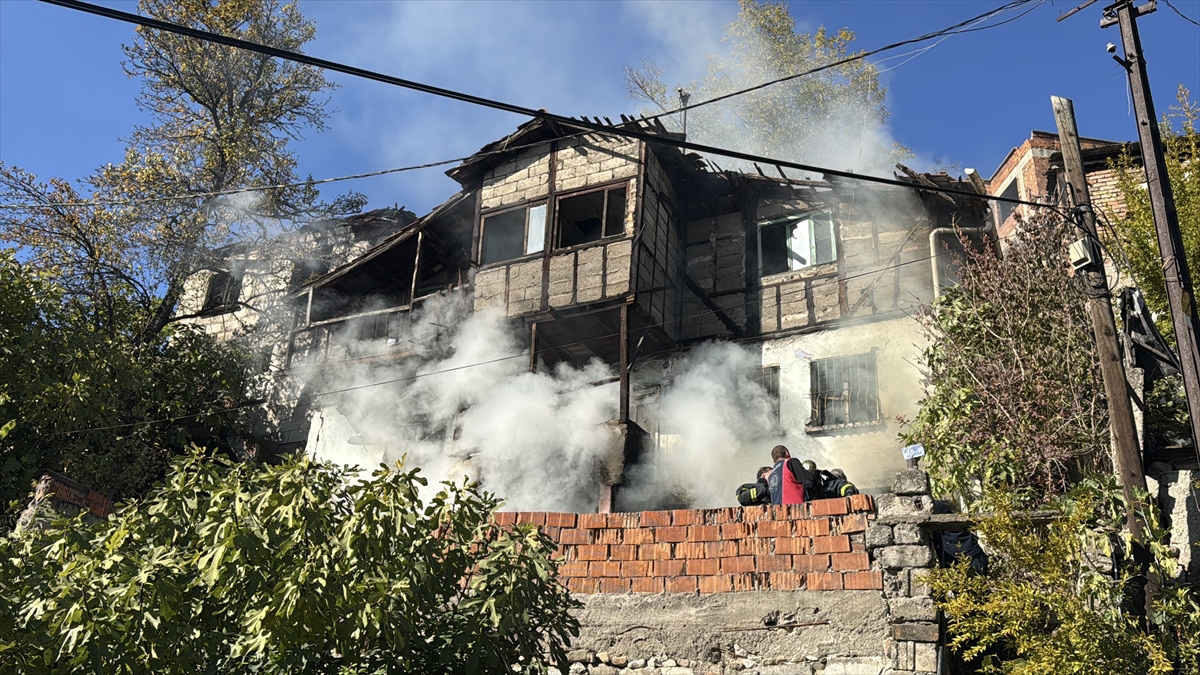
[1,0,1198,217]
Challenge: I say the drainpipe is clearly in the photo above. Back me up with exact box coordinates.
[929,168,999,298]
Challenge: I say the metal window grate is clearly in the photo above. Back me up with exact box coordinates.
[754,365,781,431]
[807,352,881,431]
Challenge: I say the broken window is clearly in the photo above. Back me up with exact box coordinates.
[754,365,781,431]
[202,270,242,312]
[557,185,627,248]
[807,351,881,431]
[481,203,547,265]
[290,259,329,288]
[759,211,836,276]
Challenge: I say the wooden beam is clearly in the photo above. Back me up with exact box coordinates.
[683,273,746,338]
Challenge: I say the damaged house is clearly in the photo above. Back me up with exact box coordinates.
[185,117,997,510]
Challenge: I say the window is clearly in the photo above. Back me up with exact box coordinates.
[807,352,881,431]
[753,365,781,431]
[481,203,547,265]
[202,270,242,312]
[995,180,1019,225]
[557,185,627,248]
[290,259,328,287]
[759,211,836,276]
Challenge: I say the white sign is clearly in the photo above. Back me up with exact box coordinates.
[902,443,926,460]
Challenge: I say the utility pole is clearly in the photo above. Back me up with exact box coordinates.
[1104,0,1200,462]
[1052,96,1147,538]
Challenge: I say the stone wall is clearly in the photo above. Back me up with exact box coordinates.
[498,471,943,675]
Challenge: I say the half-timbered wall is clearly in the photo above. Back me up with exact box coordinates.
[633,150,679,332]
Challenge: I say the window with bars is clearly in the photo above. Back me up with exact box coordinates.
[202,271,242,313]
[806,351,881,431]
[754,365,781,431]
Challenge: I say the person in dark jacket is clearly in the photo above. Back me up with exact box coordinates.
[735,467,773,506]
[932,500,988,575]
[767,445,814,505]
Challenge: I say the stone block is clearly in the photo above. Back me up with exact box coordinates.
[887,596,936,622]
[893,523,926,545]
[914,642,938,672]
[877,545,934,569]
[874,493,933,518]
[893,471,930,496]
[892,621,940,642]
[865,524,894,550]
[823,656,893,674]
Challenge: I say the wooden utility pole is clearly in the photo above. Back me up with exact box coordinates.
[1052,96,1147,538]
[1104,0,1200,462]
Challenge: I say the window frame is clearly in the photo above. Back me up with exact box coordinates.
[202,270,243,313]
[757,209,838,278]
[479,201,549,267]
[554,182,629,251]
[805,350,882,432]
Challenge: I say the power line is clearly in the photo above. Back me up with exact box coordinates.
[643,0,1044,123]
[1163,0,1200,26]
[38,0,1054,213]
[50,223,1041,438]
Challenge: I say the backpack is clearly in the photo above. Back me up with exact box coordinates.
[736,481,770,506]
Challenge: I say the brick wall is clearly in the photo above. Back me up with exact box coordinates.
[494,494,881,595]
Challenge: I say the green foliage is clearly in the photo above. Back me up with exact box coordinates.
[927,476,1200,674]
[0,449,579,674]
[0,250,250,513]
[624,0,908,167]
[901,214,1110,507]
[1109,86,1200,344]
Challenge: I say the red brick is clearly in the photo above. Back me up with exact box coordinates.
[844,570,884,590]
[781,503,808,520]
[623,528,655,545]
[808,572,844,590]
[671,509,703,526]
[567,578,598,593]
[493,511,517,526]
[756,554,793,572]
[766,572,805,590]
[559,561,589,578]
[595,528,623,545]
[705,541,740,558]
[545,512,577,528]
[609,544,636,561]
[653,559,686,577]
[638,544,672,560]
[699,575,733,593]
[631,577,664,593]
[738,538,772,556]
[621,560,651,577]
[809,498,850,516]
[576,545,609,561]
[559,528,591,546]
[598,577,631,593]
[831,552,870,572]
[542,527,561,542]
[606,512,640,528]
[655,526,689,543]
[689,525,721,541]
[795,519,832,536]
[641,510,672,527]
[774,537,807,555]
[685,558,720,576]
[517,511,547,526]
[665,576,698,593]
[578,513,608,529]
[721,523,751,540]
[849,494,875,513]
[757,520,793,538]
[675,542,708,559]
[812,535,852,554]
[590,561,621,577]
[710,507,742,524]
[793,554,831,572]
[850,540,866,553]
[837,514,869,534]
[731,573,756,591]
[741,505,770,522]
[720,556,756,574]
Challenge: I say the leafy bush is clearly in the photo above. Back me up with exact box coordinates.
[0,449,579,674]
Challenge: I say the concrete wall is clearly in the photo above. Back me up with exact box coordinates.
[498,471,942,675]
[762,316,927,492]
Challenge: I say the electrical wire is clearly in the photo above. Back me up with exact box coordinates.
[1163,0,1200,26]
[49,225,1034,438]
[36,0,1056,213]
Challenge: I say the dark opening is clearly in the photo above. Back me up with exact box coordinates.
[202,271,242,312]
[558,186,626,248]
[996,180,1019,224]
[481,209,526,264]
[290,259,328,288]
[760,222,790,276]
